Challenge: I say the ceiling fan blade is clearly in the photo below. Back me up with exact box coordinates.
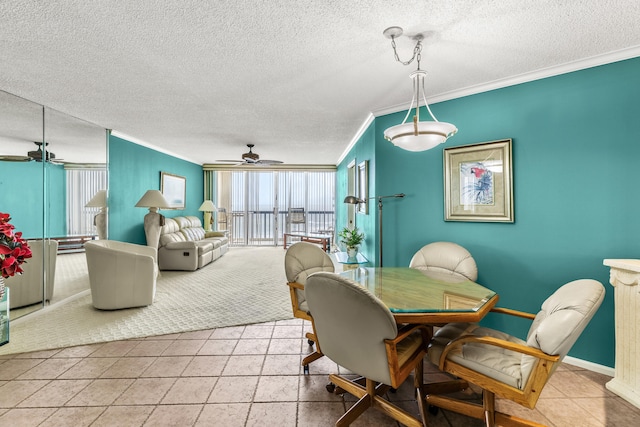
[0,155,31,162]
[257,159,284,165]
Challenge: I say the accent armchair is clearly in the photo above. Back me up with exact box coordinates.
[284,241,334,372]
[85,240,158,310]
[5,239,58,309]
[426,278,605,427]
[409,241,478,281]
[306,272,430,427]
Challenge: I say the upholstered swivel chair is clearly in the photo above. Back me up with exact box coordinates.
[5,239,58,309]
[306,272,430,427]
[426,279,605,427]
[410,241,478,281]
[284,241,334,372]
[85,240,158,310]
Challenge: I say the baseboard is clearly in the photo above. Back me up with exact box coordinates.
[563,355,615,377]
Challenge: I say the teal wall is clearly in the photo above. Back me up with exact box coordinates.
[0,161,66,238]
[338,56,640,367]
[108,136,204,244]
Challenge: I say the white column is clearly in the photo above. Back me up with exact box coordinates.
[603,258,640,409]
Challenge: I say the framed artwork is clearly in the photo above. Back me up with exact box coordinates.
[444,139,513,222]
[357,160,368,214]
[161,172,186,209]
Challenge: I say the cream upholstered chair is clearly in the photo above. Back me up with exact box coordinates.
[5,239,58,309]
[306,272,430,427]
[426,279,605,427]
[284,241,334,372]
[85,240,158,310]
[410,241,478,281]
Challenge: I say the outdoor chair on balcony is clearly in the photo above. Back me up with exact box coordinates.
[285,207,307,234]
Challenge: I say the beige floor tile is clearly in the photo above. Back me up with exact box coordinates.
[161,339,207,356]
[89,340,139,357]
[18,379,92,407]
[0,407,57,426]
[142,404,203,427]
[495,398,552,426]
[127,340,173,357]
[99,356,156,378]
[54,344,103,358]
[262,354,303,376]
[297,401,346,426]
[182,355,228,377]
[254,375,299,402]
[272,325,304,339]
[17,357,82,380]
[145,333,181,340]
[161,376,218,404]
[574,396,640,426]
[39,406,105,427]
[535,397,605,427]
[268,338,303,355]
[198,339,238,355]
[208,376,259,403]
[0,359,46,380]
[549,370,610,398]
[140,355,192,377]
[0,379,49,407]
[232,338,270,355]
[241,325,274,339]
[178,329,214,340]
[298,374,345,402]
[303,355,339,375]
[114,377,177,405]
[196,403,250,427]
[14,349,61,359]
[245,402,297,427]
[275,318,303,326]
[58,357,119,379]
[65,378,134,406]
[222,355,265,376]
[211,326,245,339]
[90,405,154,427]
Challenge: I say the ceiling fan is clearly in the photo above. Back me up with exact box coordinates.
[0,142,62,163]
[216,144,283,166]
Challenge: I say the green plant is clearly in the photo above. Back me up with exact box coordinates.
[338,227,364,248]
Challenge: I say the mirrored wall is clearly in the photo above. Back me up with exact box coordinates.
[0,90,107,319]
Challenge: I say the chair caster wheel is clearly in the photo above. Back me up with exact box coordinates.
[326,382,336,393]
[303,364,310,374]
[308,339,315,346]
[428,405,439,416]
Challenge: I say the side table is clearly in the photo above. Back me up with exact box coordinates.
[334,252,369,270]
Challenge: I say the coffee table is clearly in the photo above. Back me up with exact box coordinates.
[283,232,332,252]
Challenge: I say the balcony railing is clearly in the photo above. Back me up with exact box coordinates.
[221,210,335,246]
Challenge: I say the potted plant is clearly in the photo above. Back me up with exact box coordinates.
[338,226,364,257]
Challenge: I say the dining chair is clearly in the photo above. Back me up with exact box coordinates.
[426,278,605,427]
[284,241,334,373]
[305,271,431,427]
[409,241,478,281]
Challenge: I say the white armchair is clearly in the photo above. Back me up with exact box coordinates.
[5,239,58,309]
[85,240,158,310]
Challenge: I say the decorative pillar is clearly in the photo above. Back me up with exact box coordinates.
[603,258,640,409]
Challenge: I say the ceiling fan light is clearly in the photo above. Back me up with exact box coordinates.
[384,121,457,152]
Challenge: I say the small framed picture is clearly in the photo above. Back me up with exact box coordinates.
[161,172,186,209]
[444,139,513,222]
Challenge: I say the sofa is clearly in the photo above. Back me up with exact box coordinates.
[85,240,158,310]
[157,216,229,271]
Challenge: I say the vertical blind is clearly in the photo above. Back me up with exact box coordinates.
[66,168,107,236]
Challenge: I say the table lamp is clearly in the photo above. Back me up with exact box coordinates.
[135,190,171,248]
[85,190,107,240]
[198,200,217,232]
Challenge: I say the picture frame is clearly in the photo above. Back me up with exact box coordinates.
[357,160,368,214]
[161,172,186,209]
[444,139,513,222]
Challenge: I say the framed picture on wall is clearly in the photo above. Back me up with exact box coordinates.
[357,160,368,214]
[161,172,186,209]
[444,139,513,222]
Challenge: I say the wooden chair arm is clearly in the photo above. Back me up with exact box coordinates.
[392,324,431,344]
[490,306,536,320]
[287,281,305,291]
[439,335,560,370]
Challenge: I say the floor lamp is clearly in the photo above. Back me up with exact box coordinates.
[344,193,405,267]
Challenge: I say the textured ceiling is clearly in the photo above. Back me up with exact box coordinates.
[1,1,640,165]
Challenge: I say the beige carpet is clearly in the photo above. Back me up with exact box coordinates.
[0,247,292,355]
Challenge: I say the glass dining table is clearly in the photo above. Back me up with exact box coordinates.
[339,267,499,324]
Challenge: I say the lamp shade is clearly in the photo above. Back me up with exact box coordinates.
[199,200,216,212]
[85,190,107,208]
[384,121,457,152]
[135,190,171,209]
[343,196,364,204]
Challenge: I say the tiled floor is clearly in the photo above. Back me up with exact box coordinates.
[0,318,639,426]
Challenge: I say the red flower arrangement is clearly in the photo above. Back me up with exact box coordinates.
[0,212,32,278]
